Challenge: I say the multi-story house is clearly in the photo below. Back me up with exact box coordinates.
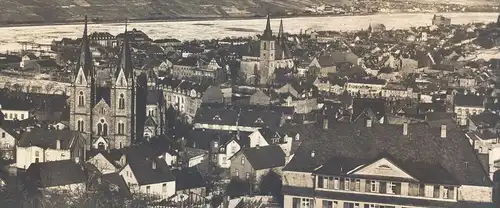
[16,129,86,170]
[0,102,31,121]
[229,145,285,184]
[381,84,413,100]
[0,124,19,160]
[345,78,386,97]
[282,119,493,208]
[454,94,485,126]
[119,158,176,200]
[276,82,318,115]
[25,160,87,195]
[172,57,226,83]
[158,77,223,122]
[88,32,116,48]
[432,15,451,26]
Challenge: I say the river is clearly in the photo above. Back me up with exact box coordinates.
[0,12,497,52]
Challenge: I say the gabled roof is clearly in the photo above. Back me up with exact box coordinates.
[26,160,86,188]
[238,145,285,170]
[469,111,500,129]
[283,121,492,187]
[18,129,82,149]
[128,158,175,186]
[172,166,206,191]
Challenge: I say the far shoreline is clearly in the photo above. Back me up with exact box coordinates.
[0,11,495,29]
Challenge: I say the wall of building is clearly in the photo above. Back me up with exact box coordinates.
[1,109,29,121]
[282,171,314,188]
[88,154,117,174]
[230,152,254,181]
[137,181,176,200]
[16,146,71,169]
[458,185,493,202]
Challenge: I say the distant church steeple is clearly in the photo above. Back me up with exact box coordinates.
[76,15,93,78]
[115,20,133,80]
[261,14,273,40]
[278,19,285,41]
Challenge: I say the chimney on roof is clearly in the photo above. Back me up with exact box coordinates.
[152,160,157,170]
[403,122,408,136]
[366,118,372,128]
[323,118,328,130]
[441,125,447,138]
[311,151,315,158]
[56,139,61,150]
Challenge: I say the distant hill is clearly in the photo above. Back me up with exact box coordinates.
[0,0,346,24]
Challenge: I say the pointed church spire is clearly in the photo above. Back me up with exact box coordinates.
[278,19,284,40]
[261,14,273,40]
[115,21,133,79]
[76,15,93,78]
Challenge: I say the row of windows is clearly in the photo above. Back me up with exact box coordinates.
[76,120,126,135]
[144,183,169,193]
[292,198,400,208]
[317,176,455,199]
[5,113,25,120]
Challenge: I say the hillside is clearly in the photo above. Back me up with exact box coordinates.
[0,0,347,24]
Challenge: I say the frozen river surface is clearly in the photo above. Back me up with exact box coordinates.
[0,12,497,52]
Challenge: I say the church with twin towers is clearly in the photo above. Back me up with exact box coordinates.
[69,16,163,150]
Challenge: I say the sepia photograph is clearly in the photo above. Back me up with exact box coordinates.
[0,0,499,207]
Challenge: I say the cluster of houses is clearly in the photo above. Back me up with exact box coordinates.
[0,13,500,208]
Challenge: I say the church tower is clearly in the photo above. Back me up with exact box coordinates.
[259,15,275,85]
[70,15,94,147]
[110,25,136,149]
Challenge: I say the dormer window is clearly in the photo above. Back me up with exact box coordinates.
[213,115,221,121]
[255,118,264,124]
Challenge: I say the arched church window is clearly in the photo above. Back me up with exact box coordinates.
[77,120,84,132]
[118,122,125,135]
[79,75,83,85]
[263,42,267,50]
[97,123,102,136]
[78,91,85,107]
[119,94,125,109]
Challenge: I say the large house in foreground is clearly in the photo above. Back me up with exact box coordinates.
[282,119,493,208]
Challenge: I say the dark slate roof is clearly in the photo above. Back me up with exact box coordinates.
[239,145,285,170]
[147,90,162,105]
[469,111,500,129]
[18,129,82,149]
[352,98,386,122]
[194,105,282,129]
[90,172,132,198]
[128,158,175,186]
[283,122,492,187]
[26,160,86,188]
[172,166,206,191]
[201,86,224,104]
[95,86,111,106]
[454,94,484,107]
[36,59,59,68]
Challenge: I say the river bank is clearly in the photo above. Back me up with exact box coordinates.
[0,12,496,53]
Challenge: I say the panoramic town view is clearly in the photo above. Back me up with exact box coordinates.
[0,0,500,207]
